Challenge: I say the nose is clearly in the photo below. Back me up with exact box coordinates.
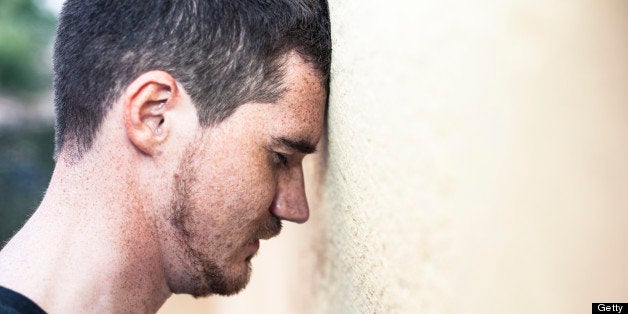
[269,165,309,223]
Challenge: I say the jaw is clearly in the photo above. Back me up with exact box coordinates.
[157,215,255,297]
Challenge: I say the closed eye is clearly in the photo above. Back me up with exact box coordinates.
[275,152,289,166]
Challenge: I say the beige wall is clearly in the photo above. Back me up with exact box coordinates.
[160,0,628,313]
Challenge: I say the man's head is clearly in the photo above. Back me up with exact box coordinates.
[54,0,330,159]
[161,54,327,296]
[52,0,330,297]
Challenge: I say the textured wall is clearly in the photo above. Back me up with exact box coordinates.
[317,1,628,313]
[160,0,628,313]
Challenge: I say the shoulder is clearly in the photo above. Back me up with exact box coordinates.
[0,286,46,314]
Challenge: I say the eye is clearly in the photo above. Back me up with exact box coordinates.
[275,152,289,166]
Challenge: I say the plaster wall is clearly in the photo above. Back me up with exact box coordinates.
[160,0,628,313]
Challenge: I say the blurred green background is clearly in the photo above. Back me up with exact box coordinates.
[0,0,58,247]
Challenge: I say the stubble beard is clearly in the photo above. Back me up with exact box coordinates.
[166,144,282,298]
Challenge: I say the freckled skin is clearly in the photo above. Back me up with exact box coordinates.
[0,53,326,312]
[158,54,327,296]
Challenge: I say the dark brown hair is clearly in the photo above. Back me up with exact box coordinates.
[53,0,331,159]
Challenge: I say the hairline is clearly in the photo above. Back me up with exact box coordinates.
[55,52,328,164]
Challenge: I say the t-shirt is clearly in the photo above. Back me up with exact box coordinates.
[0,286,46,314]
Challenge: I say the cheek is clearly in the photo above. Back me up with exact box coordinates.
[197,150,278,224]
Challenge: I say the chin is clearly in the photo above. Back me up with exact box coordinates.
[191,258,253,298]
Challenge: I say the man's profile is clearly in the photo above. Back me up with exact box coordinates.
[0,0,330,312]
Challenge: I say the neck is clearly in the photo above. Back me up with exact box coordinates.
[0,153,171,313]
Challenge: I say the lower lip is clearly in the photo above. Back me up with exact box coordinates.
[250,239,260,251]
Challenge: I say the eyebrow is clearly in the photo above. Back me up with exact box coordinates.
[272,136,318,154]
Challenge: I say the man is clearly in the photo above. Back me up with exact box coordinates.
[0,0,330,312]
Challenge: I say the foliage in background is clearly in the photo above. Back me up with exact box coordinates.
[0,128,55,246]
[0,0,56,97]
[0,0,57,246]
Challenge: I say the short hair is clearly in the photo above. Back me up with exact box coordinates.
[53,0,331,160]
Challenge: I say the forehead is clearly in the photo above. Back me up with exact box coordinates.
[198,53,327,150]
[214,53,327,144]
[271,53,327,140]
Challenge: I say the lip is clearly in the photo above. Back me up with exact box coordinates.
[248,239,260,251]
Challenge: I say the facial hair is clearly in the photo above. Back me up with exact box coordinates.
[167,144,282,297]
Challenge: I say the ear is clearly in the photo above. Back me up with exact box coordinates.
[123,71,179,156]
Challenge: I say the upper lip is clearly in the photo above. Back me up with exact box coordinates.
[257,233,276,241]
[250,232,278,245]
[252,215,282,241]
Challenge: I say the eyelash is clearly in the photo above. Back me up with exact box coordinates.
[275,152,289,166]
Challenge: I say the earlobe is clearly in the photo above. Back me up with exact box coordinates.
[123,71,179,156]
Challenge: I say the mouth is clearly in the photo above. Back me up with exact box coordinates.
[254,215,282,240]
[244,215,281,258]
[245,239,260,258]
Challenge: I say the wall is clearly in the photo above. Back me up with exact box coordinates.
[160,0,628,313]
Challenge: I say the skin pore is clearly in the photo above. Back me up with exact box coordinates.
[163,141,283,297]
[156,53,326,298]
[0,53,326,312]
